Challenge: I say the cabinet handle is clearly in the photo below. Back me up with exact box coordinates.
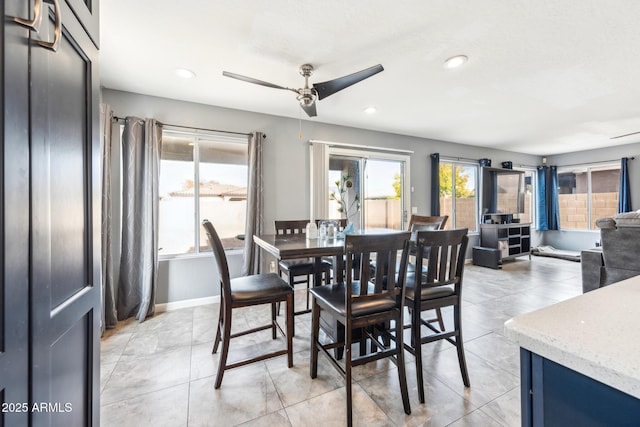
[35,0,61,52]
[9,0,43,32]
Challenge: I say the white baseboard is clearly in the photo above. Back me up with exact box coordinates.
[155,295,221,313]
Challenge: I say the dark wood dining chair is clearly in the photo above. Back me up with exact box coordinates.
[404,228,470,404]
[274,220,331,334]
[409,214,448,231]
[371,215,448,273]
[408,214,449,331]
[202,219,294,388]
[310,231,412,427]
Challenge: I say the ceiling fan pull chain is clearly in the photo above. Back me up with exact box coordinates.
[299,106,303,140]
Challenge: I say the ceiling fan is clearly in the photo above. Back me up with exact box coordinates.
[222,63,384,117]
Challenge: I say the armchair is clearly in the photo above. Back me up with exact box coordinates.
[581,212,640,292]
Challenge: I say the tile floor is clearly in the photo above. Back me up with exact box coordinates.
[100,256,583,426]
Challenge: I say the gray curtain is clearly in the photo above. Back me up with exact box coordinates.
[100,104,117,332]
[117,117,162,321]
[241,132,264,276]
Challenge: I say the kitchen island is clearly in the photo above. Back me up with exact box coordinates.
[504,275,640,426]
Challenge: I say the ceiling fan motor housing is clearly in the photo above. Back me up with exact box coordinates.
[297,88,316,106]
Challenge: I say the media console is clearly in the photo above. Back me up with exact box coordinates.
[473,222,531,269]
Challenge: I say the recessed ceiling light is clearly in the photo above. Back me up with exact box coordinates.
[444,55,468,69]
[364,106,377,114]
[176,68,196,79]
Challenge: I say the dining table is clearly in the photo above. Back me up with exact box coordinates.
[253,228,407,352]
[253,228,405,286]
[252,232,346,286]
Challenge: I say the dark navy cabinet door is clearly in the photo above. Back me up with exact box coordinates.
[1,1,30,426]
[2,0,101,425]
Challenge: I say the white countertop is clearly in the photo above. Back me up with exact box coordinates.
[504,275,640,399]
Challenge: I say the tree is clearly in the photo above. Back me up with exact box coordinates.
[392,173,401,199]
[439,164,475,198]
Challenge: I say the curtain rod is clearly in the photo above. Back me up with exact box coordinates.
[440,155,537,169]
[310,139,413,154]
[553,156,635,168]
[112,116,253,137]
[439,155,479,163]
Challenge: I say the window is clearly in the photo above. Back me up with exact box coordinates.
[159,130,248,256]
[517,168,536,226]
[439,161,478,232]
[558,164,620,230]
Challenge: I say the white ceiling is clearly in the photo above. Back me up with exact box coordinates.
[99,0,640,156]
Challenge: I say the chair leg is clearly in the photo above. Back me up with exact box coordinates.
[212,299,224,354]
[286,294,294,368]
[413,305,426,404]
[271,302,277,339]
[290,273,296,337]
[381,320,391,347]
[305,279,311,312]
[345,320,353,427]
[214,305,233,389]
[395,311,411,415]
[360,327,367,357]
[310,302,321,379]
[435,307,446,331]
[275,267,286,316]
[335,320,345,360]
[454,304,470,387]
[369,326,377,354]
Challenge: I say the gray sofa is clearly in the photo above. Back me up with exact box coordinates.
[581,212,640,292]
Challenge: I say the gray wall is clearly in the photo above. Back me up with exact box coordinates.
[101,88,577,304]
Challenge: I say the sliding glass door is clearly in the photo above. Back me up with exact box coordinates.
[322,146,410,230]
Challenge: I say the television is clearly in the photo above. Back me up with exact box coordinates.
[481,167,525,223]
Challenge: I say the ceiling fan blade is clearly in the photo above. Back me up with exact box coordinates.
[222,71,294,91]
[301,102,317,117]
[313,64,384,100]
[610,130,640,139]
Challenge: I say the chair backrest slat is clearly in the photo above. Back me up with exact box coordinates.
[439,245,453,283]
[358,250,372,294]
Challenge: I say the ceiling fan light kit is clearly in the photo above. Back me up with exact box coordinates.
[222,63,384,117]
